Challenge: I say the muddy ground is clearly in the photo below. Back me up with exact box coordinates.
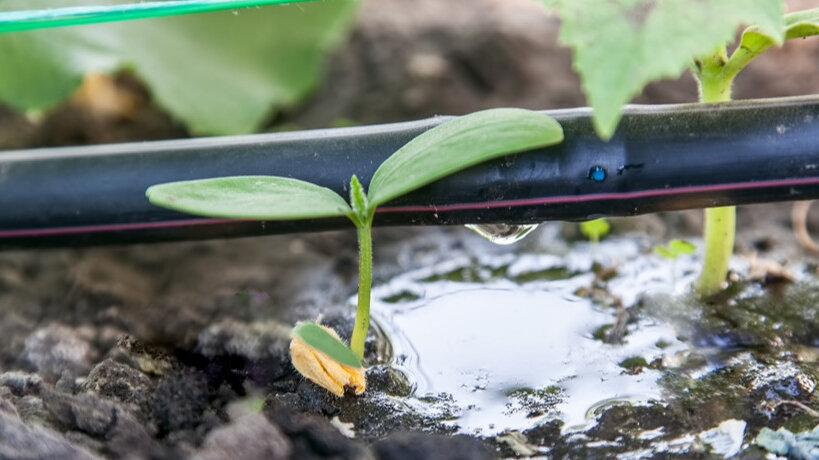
[0,0,818,459]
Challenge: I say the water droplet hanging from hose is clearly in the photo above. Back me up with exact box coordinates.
[465,223,538,245]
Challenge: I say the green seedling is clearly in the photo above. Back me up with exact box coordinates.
[146,108,564,394]
[655,239,696,288]
[579,217,610,244]
[537,1,819,297]
[580,217,610,263]
[654,239,696,261]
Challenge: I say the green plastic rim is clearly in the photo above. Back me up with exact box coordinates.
[0,0,332,33]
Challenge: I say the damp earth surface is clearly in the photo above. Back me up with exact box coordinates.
[1,0,819,458]
[0,205,816,459]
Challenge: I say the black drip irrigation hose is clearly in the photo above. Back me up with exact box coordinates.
[2,96,819,249]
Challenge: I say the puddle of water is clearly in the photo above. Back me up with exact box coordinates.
[372,246,689,436]
[342,227,819,457]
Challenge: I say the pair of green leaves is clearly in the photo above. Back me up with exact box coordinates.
[537,0,819,138]
[579,217,610,243]
[147,108,565,366]
[146,108,564,222]
[654,239,696,260]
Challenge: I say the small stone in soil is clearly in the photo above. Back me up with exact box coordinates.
[83,358,155,418]
[152,369,211,435]
[191,413,292,460]
[263,399,370,459]
[0,409,100,460]
[21,324,95,384]
[371,432,495,460]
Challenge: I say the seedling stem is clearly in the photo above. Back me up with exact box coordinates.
[694,45,737,296]
[349,175,374,360]
[351,221,372,360]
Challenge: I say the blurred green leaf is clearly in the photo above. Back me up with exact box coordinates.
[368,108,564,206]
[0,0,356,135]
[654,245,674,259]
[580,217,610,243]
[669,238,696,255]
[655,238,696,259]
[292,322,362,368]
[538,0,784,138]
[145,176,352,220]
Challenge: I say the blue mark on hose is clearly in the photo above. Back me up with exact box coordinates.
[589,165,607,182]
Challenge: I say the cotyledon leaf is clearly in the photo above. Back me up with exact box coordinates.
[367,108,564,207]
[291,322,362,369]
[724,7,819,78]
[654,245,675,259]
[784,7,819,39]
[669,238,696,255]
[145,176,352,220]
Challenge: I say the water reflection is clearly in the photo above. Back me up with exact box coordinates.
[372,253,687,435]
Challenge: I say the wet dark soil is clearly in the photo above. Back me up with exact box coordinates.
[0,209,815,459]
[0,0,818,459]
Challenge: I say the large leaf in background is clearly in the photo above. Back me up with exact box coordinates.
[0,0,356,135]
[146,176,353,220]
[367,108,564,207]
[537,0,784,139]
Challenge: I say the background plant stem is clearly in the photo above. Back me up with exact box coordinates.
[696,206,736,294]
[694,47,736,296]
[350,222,372,361]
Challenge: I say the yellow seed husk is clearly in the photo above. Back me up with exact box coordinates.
[289,325,366,396]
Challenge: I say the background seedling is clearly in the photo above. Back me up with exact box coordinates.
[537,1,819,296]
[146,108,564,393]
[687,11,819,295]
[654,239,696,288]
[579,218,609,244]
[580,217,610,263]
[654,239,696,261]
